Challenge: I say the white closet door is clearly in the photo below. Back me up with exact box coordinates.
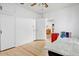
[0,15,15,51]
[16,18,35,46]
[32,19,36,40]
[0,14,1,50]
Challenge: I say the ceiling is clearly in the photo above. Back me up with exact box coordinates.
[19,3,79,14]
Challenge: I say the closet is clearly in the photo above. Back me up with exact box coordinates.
[0,14,16,51]
[0,3,36,51]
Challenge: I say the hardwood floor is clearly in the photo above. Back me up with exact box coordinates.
[0,40,48,56]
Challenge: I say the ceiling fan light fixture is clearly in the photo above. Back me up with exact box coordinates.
[44,3,48,8]
[31,3,48,8]
[31,3,37,6]
[20,3,24,5]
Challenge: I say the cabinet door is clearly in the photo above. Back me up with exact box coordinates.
[1,15,15,51]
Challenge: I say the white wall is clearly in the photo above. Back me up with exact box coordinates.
[45,5,79,38]
[16,17,35,46]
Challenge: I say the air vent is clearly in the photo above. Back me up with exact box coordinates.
[0,5,2,10]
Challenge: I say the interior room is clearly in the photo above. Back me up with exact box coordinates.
[0,3,79,56]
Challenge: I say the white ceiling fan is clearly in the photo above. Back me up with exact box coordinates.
[20,3,48,8]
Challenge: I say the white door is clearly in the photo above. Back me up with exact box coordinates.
[0,14,1,50]
[36,19,45,40]
[16,18,35,46]
[32,19,36,41]
[0,15,15,51]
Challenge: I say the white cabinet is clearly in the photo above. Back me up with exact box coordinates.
[0,14,15,51]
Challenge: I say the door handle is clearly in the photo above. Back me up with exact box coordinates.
[0,30,2,34]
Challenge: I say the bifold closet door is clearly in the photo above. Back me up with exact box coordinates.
[0,15,15,51]
[0,14,1,50]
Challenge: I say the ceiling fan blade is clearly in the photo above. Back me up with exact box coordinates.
[45,3,48,8]
[20,3,24,5]
[31,3,37,6]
